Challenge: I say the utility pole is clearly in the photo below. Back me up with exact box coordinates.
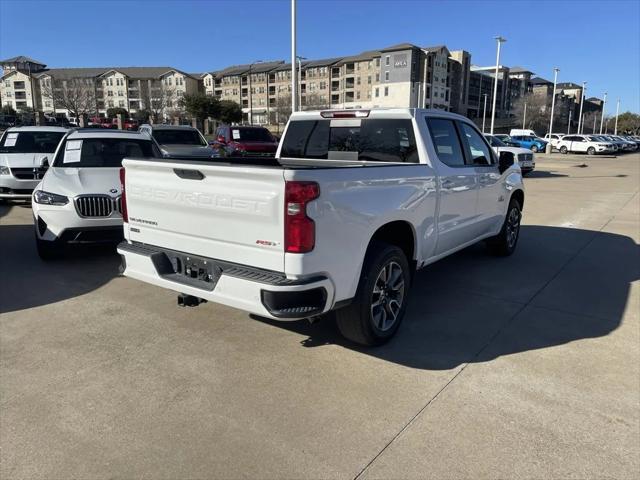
[593,114,597,133]
[482,94,488,133]
[291,0,297,114]
[567,108,572,134]
[546,67,559,154]
[490,36,506,135]
[523,102,527,128]
[577,81,586,134]
[614,98,620,135]
[599,92,607,134]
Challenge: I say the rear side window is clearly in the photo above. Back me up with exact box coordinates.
[426,118,465,167]
[53,138,159,167]
[153,129,206,146]
[280,119,418,163]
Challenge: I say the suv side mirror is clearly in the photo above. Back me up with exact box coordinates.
[41,157,49,168]
[498,151,514,174]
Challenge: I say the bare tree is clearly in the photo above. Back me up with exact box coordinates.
[140,83,176,122]
[41,78,97,119]
[272,92,292,126]
[302,93,330,111]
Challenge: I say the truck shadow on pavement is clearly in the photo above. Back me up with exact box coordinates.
[0,223,120,314]
[254,225,639,370]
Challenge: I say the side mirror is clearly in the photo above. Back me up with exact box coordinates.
[498,151,514,174]
[41,157,50,168]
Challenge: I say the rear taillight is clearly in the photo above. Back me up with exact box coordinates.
[119,167,128,222]
[284,181,320,253]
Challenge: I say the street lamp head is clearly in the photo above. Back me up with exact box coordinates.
[494,36,506,43]
[553,67,560,73]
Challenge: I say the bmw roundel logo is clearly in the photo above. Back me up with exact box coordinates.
[109,188,118,194]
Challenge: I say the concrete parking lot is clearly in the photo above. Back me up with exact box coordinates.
[1,153,639,479]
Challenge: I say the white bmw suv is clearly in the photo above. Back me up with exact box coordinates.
[0,126,68,200]
[32,129,160,259]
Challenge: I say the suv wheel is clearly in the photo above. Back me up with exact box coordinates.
[587,146,596,155]
[531,145,539,153]
[335,242,411,346]
[486,198,521,256]
[560,146,568,154]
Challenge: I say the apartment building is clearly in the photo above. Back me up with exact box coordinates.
[0,56,200,119]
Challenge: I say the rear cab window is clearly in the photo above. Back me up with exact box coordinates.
[153,129,207,146]
[280,118,418,163]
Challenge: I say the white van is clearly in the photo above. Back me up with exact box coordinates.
[510,129,539,138]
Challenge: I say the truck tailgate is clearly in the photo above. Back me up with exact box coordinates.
[122,159,286,272]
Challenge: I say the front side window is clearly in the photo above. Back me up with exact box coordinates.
[460,123,493,165]
[230,128,274,142]
[426,118,465,167]
[0,131,66,154]
[54,138,158,167]
[281,118,418,163]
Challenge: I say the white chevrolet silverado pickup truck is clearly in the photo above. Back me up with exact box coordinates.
[118,109,524,345]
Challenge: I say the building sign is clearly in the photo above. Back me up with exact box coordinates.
[394,54,408,68]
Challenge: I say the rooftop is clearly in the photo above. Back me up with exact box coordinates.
[0,55,46,66]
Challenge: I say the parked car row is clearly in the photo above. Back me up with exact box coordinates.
[545,133,639,155]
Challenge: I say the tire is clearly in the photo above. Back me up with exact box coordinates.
[531,145,538,153]
[587,147,595,155]
[560,146,568,154]
[35,233,61,260]
[335,242,411,346]
[486,198,521,256]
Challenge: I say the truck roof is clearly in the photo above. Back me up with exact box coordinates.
[66,129,149,141]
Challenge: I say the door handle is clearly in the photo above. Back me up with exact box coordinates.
[173,168,205,180]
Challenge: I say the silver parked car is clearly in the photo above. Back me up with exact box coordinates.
[139,124,218,159]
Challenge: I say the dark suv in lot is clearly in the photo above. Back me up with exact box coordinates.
[212,125,279,157]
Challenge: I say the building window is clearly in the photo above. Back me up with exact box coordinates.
[118,91,123,96]
[376,58,381,67]
[108,100,114,107]
[385,55,390,66]
[107,91,113,96]
[357,77,361,85]
[119,100,125,107]
[375,88,379,98]
[385,71,389,82]
[367,76,371,84]
[4,80,9,87]
[384,87,389,96]
[356,91,360,100]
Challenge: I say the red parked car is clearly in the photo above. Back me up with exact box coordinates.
[212,125,279,157]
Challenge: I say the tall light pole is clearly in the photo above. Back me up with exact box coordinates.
[291,0,297,114]
[296,55,307,111]
[523,102,527,128]
[614,98,620,135]
[567,108,572,134]
[599,92,607,134]
[490,36,506,135]
[482,94,488,133]
[546,67,559,154]
[577,81,586,134]
[248,60,263,125]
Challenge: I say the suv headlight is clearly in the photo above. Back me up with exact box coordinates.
[0,165,10,175]
[33,190,69,206]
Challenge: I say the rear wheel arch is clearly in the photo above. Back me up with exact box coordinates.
[367,220,417,268]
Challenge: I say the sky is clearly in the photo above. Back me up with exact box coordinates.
[1,0,639,114]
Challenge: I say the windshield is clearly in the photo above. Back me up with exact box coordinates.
[230,128,274,142]
[587,136,601,142]
[0,131,65,154]
[153,129,206,146]
[486,135,506,147]
[280,118,418,163]
[53,138,158,167]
